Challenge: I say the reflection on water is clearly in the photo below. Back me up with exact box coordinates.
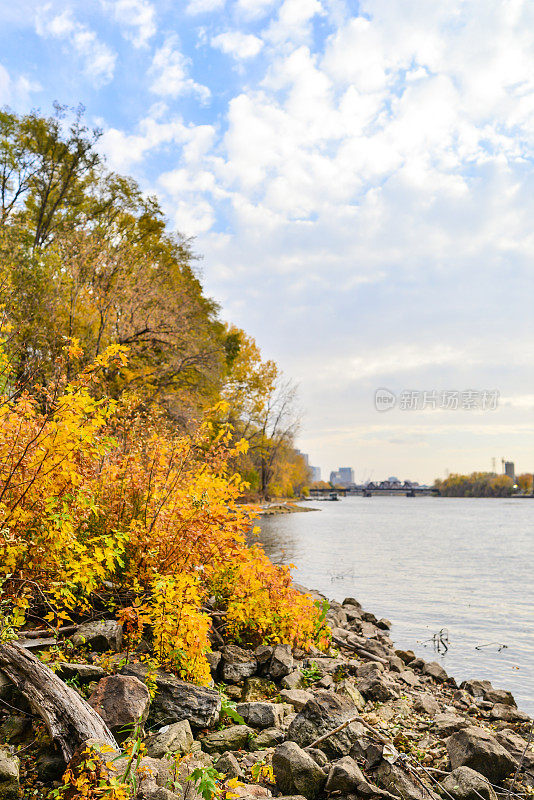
[257,496,534,714]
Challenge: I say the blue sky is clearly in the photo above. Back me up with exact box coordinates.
[1,0,533,482]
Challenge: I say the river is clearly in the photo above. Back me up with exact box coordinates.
[256,496,533,714]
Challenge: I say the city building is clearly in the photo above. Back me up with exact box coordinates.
[330,467,355,486]
[310,466,321,482]
[504,461,515,481]
[295,449,310,466]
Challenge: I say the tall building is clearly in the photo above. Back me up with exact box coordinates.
[295,449,310,466]
[330,467,355,486]
[310,466,321,482]
[504,461,515,481]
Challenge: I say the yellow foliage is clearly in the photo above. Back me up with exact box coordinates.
[0,345,327,685]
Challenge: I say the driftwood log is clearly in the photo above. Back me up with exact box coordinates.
[0,641,118,761]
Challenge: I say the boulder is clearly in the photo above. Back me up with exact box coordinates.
[122,663,221,728]
[221,645,258,683]
[490,705,530,724]
[423,662,448,683]
[432,714,470,737]
[399,671,420,688]
[272,741,326,800]
[460,680,493,699]
[357,673,400,703]
[336,679,366,710]
[71,620,123,652]
[0,748,19,800]
[414,695,440,716]
[288,690,364,758]
[88,675,150,735]
[206,652,222,674]
[389,655,406,673]
[251,728,285,749]
[145,720,194,758]
[280,689,315,711]
[485,689,515,707]
[395,649,416,664]
[236,702,284,729]
[57,662,107,682]
[325,755,377,794]
[214,752,244,779]
[495,729,534,771]
[281,671,303,690]
[446,726,517,783]
[201,725,254,754]
[350,736,383,769]
[269,644,294,680]
[440,766,497,800]
[376,761,438,800]
[356,661,384,678]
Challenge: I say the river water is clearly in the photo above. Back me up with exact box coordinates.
[256,496,534,714]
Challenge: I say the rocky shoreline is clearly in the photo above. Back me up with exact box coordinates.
[0,587,532,800]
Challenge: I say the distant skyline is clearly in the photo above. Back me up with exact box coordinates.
[1,0,533,483]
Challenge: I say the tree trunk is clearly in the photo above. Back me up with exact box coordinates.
[0,641,118,761]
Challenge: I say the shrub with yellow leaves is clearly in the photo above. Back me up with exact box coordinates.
[0,345,328,686]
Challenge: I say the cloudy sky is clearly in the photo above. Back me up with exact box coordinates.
[1,0,533,482]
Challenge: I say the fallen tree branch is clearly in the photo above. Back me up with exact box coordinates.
[331,635,389,664]
[20,624,78,639]
[0,641,118,761]
[305,712,390,749]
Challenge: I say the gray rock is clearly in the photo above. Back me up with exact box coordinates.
[490,704,530,723]
[251,728,286,749]
[399,670,420,688]
[71,620,123,652]
[342,597,362,610]
[221,645,258,683]
[460,680,493,699]
[446,726,517,783]
[280,689,315,711]
[325,755,376,794]
[201,725,254,754]
[356,662,384,678]
[288,690,365,758]
[389,655,406,673]
[376,761,438,800]
[0,748,19,800]
[423,662,448,683]
[0,716,31,745]
[335,679,365,711]
[122,663,221,728]
[88,675,150,735]
[206,652,222,674]
[57,662,107,682]
[485,689,515,707]
[357,672,399,703]
[395,649,416,664]
[432,714,470,737]
[281,670,303,690]
[495,729,534,771]
[236,702,284,728]
[145,720,194,758]
[414,695,440,716]
[268,644,294,680]
[272,741,326,800]
[215,752,244,778]
[350,737,383,769]
[440,766,497,800]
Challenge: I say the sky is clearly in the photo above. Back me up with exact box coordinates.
[1,0,533,483]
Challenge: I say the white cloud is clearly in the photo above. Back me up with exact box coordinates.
[35,7,116,86]
[186,0,225,13]
[211,31,264,59]
[0,63,40,107]
[101,0,156,48]
[149,37,210,102]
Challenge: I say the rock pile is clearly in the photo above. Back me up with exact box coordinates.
[0,591,532,800]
